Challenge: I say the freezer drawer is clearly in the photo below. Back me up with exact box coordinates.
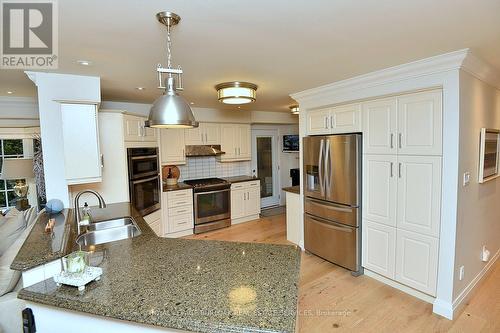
[304,214,359,271]
[305,197,359,227]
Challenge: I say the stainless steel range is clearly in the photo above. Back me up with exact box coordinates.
[183,178,231,234]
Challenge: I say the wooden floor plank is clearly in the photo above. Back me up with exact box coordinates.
[186,214,499,332]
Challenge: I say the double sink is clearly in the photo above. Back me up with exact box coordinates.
[76,217,142,247]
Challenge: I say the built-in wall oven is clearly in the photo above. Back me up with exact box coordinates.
[127,147,161,216]
[183,178,231,234]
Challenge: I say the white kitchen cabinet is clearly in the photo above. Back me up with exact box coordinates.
[307,108,331,135]
[363,155,397,227]
[395,229,438,296]
[307,104,361,135]
[60,103,102,185]
[396,156,442,237]
[184,123,220,145]
[161,189,194,237]
[218,124,251,162]
[362,98,398,154]
[160,128,186,165]
[397,90,442,156]
[123,114,157,143]
[230,180,260,224]
[331,103,362,133]
[143,210,162,236]
[362,220,396,279]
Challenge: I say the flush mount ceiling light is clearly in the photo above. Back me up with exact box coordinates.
[77,60,91,66]
[289,105,299,114]
[148,11,198,128]
[215,81,257,105]
[135,87,145,91]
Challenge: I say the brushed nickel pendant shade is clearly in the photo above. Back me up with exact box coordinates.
[148,12,198,128]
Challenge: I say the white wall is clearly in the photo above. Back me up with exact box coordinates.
[251,124,300,206]
[453,71,500,302]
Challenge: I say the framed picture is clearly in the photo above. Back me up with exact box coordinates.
[478,128,500,183]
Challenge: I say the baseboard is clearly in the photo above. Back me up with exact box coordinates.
[452,248,499,317]
[231,214,260,225]
[364,269,435,304]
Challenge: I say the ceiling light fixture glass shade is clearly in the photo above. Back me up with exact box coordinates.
[289,105,300,114]
[215,82,257,104]
[148,11,198,128]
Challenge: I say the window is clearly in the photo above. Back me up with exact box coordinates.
[0,139,25,209]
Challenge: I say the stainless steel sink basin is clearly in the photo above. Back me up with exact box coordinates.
[86,217,134,231]
[76,218,141,247]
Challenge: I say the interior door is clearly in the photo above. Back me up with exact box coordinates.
[324,134,361,206]
[251,129,280,208]
[303,136,326,200]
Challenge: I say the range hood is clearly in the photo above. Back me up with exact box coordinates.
[185,145,225,157]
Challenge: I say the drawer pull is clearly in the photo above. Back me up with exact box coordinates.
[178,221,187,225]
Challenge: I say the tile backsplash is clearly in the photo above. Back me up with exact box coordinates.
[177,157,251,181]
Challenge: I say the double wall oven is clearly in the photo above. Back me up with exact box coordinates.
[127,147,161,216]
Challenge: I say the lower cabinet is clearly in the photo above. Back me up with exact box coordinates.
[362,219,438,296]
[230,180,260,224]
[161,189,194,237]
[143,210,162,236]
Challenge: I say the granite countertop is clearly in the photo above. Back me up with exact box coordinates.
[163,181,192,192]
[222,176,258,184]
[11,209,72,271]
[17,202,301,333]
[282,186,300,195]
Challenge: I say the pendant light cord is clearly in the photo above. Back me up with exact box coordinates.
[167,21,172,69]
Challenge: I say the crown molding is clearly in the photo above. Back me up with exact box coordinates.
[291,49,500,104]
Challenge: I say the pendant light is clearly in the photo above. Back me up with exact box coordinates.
[148,12,198,128]
[289,105,299,115]
[215,81,258,104]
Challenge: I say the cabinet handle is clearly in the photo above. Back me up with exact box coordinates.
[201,133,204,142]
[398,163,402,178]
[330,116,335,129]
[205,133,208,142]
[390,133,394,149]
[398,133,402,149]
[182,148,185,158]
[234,147,237,155]
[238,147,240,155]
[325,117,328,129]
[100,154,104,168]
[390,162,393,178]
[178,221,187,225]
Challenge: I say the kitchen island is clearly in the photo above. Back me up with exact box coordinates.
[14,203,301,333]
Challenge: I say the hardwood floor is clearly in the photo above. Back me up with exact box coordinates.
[187,214,499,333]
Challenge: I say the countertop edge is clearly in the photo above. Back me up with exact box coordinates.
[282,186,300,195]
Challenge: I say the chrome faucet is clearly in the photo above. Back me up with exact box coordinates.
[74,190,106,234]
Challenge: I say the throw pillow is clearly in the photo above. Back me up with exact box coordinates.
[0,212,26,256]
[0,227,30,296]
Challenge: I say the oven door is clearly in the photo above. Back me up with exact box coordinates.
[130,175,161,216]
[194,188,231,224]
[128,155,159,180]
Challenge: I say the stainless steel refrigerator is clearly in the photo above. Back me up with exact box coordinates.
[303,134,362,275]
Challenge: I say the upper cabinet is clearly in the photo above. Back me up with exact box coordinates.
[307,103,362,135]
[363,90,442,156]
[218,124,251,162]
[123,115,157,143]
[60,103,102,185]
[160,129,186,165]
[185,123,220,145]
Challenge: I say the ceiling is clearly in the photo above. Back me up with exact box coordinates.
[1,0,500,112]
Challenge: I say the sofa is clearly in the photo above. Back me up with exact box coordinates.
[0,207,39,333]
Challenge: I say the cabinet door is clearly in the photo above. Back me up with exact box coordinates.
[245,186,261,216]
[397,90,442,155]
[237,124,251,159]
[331,103,361,134]
[220,124,237,159]
[396,156,441,237]
[123,115,142,142]
[395,229,438,296]
[362,220,396,279]
[142,124,157,142]
[231,188,246,219]
[61,104,102,184]
[363,155,397,226]
[169,213,194,233]
[185,126,203,145]
[203,123,221,145]
[362,98,398,154]
[160,129,185,164]
[307,108,331,135]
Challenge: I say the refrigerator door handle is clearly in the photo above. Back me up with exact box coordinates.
[308,215,354,233]
[319,139,325,195]
[325,139,331,194]
[308,197,354,213]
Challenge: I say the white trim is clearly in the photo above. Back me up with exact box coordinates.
[0,127,40,138]
[450,248,500,319]
[364,269,436,304]
[231,214,260,225]
[461,52,500,89]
